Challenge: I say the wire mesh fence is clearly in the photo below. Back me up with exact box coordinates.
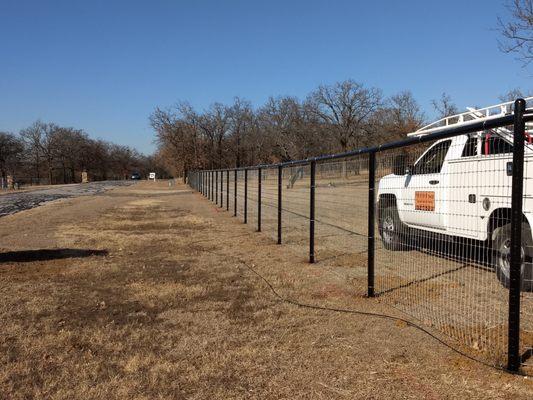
[189,99,533,373]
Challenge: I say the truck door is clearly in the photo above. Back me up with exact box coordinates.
[400,139,451,229]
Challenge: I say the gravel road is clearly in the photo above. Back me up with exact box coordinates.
[0,181,134,217]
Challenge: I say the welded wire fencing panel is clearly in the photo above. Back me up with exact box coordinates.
[247,169,258,230]
[281,164,311,261]
[227,170,233,214]
[189,100,533,372]
[260,167,278,242]
[315,156,369,295]
[523,153,533,369]
[236,170,246,220]
[375,137,514,365]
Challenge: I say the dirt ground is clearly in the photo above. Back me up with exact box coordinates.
[1,181,532,399]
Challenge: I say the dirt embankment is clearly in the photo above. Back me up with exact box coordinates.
[0,181,531,399]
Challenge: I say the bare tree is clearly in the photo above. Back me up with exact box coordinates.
[53,127,87,183]
[306,80,382,152]
[150,104,200,182]
[498,0,533,66]
[0,132,23,184]
[431,93,459,118]
[20,121,45,183]
[372,91,426,141]
[197,103,229,168]
[227,97,254,167]
[499,88,532,102]
[258,96,303,161]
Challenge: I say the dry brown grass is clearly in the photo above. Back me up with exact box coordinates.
[0,181,532,399]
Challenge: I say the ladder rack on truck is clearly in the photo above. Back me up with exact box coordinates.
[407,97,533,138]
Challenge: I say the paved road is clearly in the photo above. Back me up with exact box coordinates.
[0,181,134,217]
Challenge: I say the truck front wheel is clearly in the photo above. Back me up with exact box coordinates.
[379,206,406,251]
[493,223,533,292]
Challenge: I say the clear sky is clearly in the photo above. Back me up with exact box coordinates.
[0,0,531,154]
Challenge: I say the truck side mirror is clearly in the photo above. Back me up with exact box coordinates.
[393,154,407,175]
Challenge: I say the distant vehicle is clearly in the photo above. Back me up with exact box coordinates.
[131,172,141,180]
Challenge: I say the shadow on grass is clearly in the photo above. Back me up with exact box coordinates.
[0,248,108,263]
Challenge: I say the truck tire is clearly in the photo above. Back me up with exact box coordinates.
[493,223,533,292]
[379,206,406,251]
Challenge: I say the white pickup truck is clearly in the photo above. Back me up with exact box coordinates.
[377,98,533,291]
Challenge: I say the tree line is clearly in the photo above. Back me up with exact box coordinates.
[0,121,164,186]
[150,80,450,179]
[151,82,529,181]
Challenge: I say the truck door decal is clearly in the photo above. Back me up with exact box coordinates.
[415,191,435,211]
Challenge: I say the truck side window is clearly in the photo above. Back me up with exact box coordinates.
[461,136,478,157]
[413,140,451,175]
[481,134,513,155]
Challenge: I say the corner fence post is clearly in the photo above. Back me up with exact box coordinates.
[367,152,376,297]
[234,169,237,217]
[258,167,262,232]
[278,165,282,244]
[310,160,316,263]
[508,98,526,372]
[244,169,248,223]
[226,170,229,211]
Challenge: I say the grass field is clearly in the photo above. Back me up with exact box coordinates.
[1,181,532,399]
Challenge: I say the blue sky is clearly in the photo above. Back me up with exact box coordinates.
[0,0,531,154]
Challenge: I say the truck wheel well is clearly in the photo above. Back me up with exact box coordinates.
[378,194,397,216]
[487,208,529,241]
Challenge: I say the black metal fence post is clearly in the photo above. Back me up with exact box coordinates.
[226,170,229,211]
[310,160,316,263]
[244,169,248,224]
[258,167,262,232]
[278,165,282,244]
[234,169,237,217]
[508,98,526,372]
[367,152,376,297]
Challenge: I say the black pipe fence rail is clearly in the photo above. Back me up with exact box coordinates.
[188,99,533,373]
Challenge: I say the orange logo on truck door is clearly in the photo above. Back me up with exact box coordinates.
[415,191,435,211]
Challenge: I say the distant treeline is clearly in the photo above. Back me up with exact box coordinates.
[0,121,167,186]
[150,81,526,180]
